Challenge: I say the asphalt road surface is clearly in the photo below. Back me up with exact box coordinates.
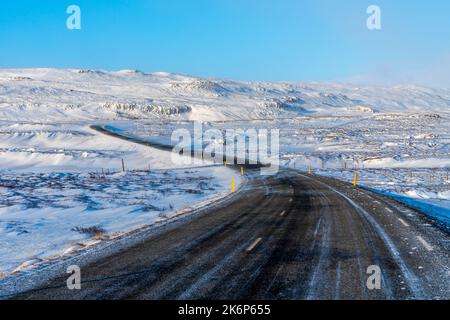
[6,125,449,300]
[12,169,450,300]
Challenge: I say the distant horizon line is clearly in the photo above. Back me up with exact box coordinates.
[0,66,447,90]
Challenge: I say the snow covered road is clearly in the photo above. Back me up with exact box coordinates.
[4,169,449,300]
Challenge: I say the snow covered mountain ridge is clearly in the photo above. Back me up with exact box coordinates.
[1,68,450,122]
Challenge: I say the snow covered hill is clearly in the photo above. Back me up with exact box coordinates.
[1,68,450,122]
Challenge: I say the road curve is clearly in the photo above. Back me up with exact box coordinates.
[11,169,450,300]
[6,125,449,300]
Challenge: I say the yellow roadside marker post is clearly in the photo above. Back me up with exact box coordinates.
[308,164,312,174]
[231,176,235,193]
[353,171,359,187]
[241,167,244,176]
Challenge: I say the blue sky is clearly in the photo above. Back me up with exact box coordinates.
[1,0,450,85]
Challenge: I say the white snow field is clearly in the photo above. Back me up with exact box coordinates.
[0,121,242,276]
[1,68,450,276]
[0,167,240,276]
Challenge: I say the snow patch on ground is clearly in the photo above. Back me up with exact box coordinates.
[0,167,241,275]
[0,117,242,277]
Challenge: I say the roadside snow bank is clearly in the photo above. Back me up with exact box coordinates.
[313,168,450,230]
[367,188,450,230]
